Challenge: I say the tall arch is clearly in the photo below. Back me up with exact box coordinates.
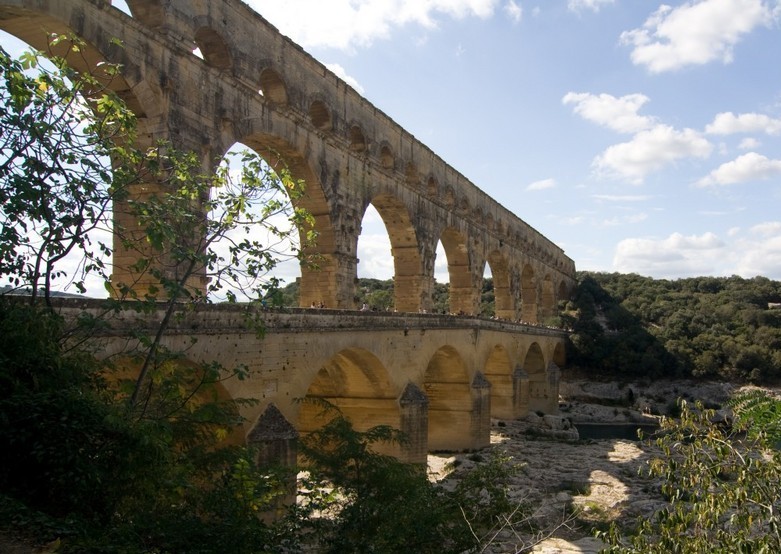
[440,228,475,315]
[486,250,513,319]
[365,194,423,312]
[541,274,555,319]
[521,264,537,323]
[234,132,337,308]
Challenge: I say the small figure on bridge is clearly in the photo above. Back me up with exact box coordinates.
[361,303,369,311]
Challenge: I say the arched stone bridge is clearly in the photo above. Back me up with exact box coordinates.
[82,299,569,464]
[2,0,577,462]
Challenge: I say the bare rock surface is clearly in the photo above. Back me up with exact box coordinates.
[429,379,740,553]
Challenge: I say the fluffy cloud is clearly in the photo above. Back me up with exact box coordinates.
[504,0,522,23]
[594,125,713,184]
[613,226,781,279]
[613,232,726,277]
[705,112,781,135]
[248,0,500,50]
[526,178,556,191]
[697,152,781,186]
[567,0,615,12]
[731,223,781,278]
[620,0,777,73]
[562,92,655,134]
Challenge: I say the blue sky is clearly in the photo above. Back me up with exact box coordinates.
[2,0,781,292]
[245,0,781,282]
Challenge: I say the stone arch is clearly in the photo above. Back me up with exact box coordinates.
[232,131,337,308]
[298,348,400,451]
[309,99,332,131]
[443,186,455,208]
[523,343,549,413]
[521,264,537,323]
[0,6,148,116]
[194,27,232,70]
[124,0,165,26]
[349,124,367,153]
[258,67,288,105]
[379,143,394,170]
[426,175,438,197]
[405,162,419,187]
[558,280,570,306]
[486,250,513,320]
[424,345,474,451]
[366,194,423,312]
[541,273,555,319]
[483,344,515,419]
[552,341,566,368]
[440,227,475,315]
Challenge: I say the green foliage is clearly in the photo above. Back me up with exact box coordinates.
[601,395,781,552]
[0,301,285,552]
[0,39,139,303]
[295,401,475,553]
[568,272,781,382]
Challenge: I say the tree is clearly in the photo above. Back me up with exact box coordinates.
[0,38,138,304]
[0,37,310,552]
[601,393,781,553]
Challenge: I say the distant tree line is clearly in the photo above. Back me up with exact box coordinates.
[564,272,781,383]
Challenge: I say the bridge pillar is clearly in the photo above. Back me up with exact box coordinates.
[546,363,561,414]
[513,366,529,418]
[512,366,530,418]
[470,372,492,449]
[300,251,358,309]
[247,403,299,520]
[398,383,429,464]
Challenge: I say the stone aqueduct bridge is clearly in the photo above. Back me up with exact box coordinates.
[3,0,577,462]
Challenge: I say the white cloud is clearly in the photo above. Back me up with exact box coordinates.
[562,92,655,134]
[594,125,713,184]
[620,0,777,73]
[705,111,781,135]
[613,232,726,277]
[732,223,781,278]
[526,177,556,191]
[600,213,648,227]
[613,227,781,279]
[567,0,615,12]
[592,194,652,202]
[248,0,500,51]
[739,137,762,150]
[504,0,522,23]
[325,63,365,94]
[697,152,781,186]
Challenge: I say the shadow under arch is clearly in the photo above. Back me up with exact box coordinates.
[364,193,423,312]
[424,345,487,451]
[233,132,338,308]
[110,355,246,446]
[524,342,554,413]
[483,344,516,419]
[298,347,405,456]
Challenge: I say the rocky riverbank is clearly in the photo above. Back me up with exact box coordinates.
[429,378,742,553]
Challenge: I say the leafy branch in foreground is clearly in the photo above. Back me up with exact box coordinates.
[0,37,140,305]
[601,395,781,553]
